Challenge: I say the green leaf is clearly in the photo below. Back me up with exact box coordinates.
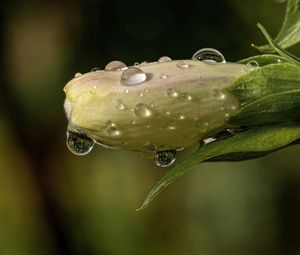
[254,23,300,65]
[138,123,300,210]
[256,0,300,52]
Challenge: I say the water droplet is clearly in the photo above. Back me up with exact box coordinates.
[105,60,127,71]
[246,60,259,70]
[134,103,152,117]
[158,56,172,63]
[66,131,94,156]
[159,73,168,79]
[74,72,82,78]
[124,89,129,94]
[181,93,192,101]
[107,127,121,136]
[134,62,139,66]
[177,61,190,68]
[192,48,226,63]
[144,89,149,93]
[212,89,225,99]
[167,88,179,98]
[154,150,176,167]
[91,67,101,72]
[105,120,116,127]
[93,85,97,89]
[116,100,127,110]
[175,114,185,120]
[138,92,144,97]
[121,67,147,86]
[203,137,216,144]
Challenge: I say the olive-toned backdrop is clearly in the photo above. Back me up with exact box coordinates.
[0,0,299,254]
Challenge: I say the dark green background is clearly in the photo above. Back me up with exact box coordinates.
[0,0,299,254]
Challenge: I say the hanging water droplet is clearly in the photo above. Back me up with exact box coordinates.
[105,60,127,71]
[90,67,102,72]
[107,127,121,136]
[74,72,82,78]
[158,56,172,62]
[246,60,259,70]
[116,100,127,110]
[154,150,176,167]
[121,67,147,86]
[159,73,168,79]
[177,61,190,68]
[192,48,226,63]
[66,131,94,156]
[212,89,225,99]
[167,88,179,98]
[134,103,152,117]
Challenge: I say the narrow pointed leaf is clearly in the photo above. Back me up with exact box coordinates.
[138,123,300,210]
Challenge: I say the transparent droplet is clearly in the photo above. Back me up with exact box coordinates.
[74,72,82,78]
[167,88,179,98]
[192,48,226,63]
[159,73,168,79]
[124,89,129,94]
[105,120,116,127]
[121,67,147,86]
[154,150,176,167]
[134,62,139,66]
[177,61,190,68]
[158,56,172,63]
[203,137,216,145]
[116,100,127,110]
[246,60,259,70]
[66,131,94,156]
[105,60,127,71]
[134,103,152,117]
[107,126,121,136]
[138,92,144,97]
[212,89,225,99]
[181,93,192,101]
[91,67,101,72]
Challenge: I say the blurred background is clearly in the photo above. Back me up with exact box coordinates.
[1,0,300,254]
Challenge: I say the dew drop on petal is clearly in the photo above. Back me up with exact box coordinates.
[134,103,152,117]
[246,60,259,70]
[192,48,226,63]
[167,88,179,98]
[181,93,192,101]
[159,73,168,79]
[121,67,147,86]
[177,61,190,68]
[154,150,176,167]
[74,72,82,78]
[66,131,94,156]
[158,56,172,63]
[212,89,225,99]
[105,60,127,71]
[116,100,127,110]
[107,127,121,136]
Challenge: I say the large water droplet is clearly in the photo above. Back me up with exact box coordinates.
[154,150,176,167]
[181,93,192,101]
[134,103,152,117]
[121,67,147,86]
[192,48,226,63]
[158,56,172,63]
[66,131,94,156]
[177,61,190,68]
[167,88,179,98]
[105,60,127,71]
